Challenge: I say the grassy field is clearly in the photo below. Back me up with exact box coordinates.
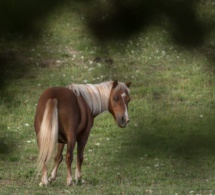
[0,1,215,194]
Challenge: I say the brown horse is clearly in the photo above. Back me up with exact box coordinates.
[34,80,131,186]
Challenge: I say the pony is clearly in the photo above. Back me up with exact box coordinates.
[34,80,131,186]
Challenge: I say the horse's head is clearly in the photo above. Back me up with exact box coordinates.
[109,80,131,128]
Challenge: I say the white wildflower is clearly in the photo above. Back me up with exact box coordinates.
[154,164,159,167]
[88,68,94,71]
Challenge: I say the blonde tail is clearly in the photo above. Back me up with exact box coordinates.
[37,99,58,175]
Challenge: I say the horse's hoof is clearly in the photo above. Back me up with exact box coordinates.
[77,179,85,185]
[67,182,74,186]
[39,182,48,187]
[48,177,55,183]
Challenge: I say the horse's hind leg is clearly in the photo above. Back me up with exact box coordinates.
[49,143,65,183]
[75,141,86,184]
[66,138,76,186]
[39,164,48,186]
[76,131,91,184]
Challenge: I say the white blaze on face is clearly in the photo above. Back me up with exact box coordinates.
[121,92,129,122]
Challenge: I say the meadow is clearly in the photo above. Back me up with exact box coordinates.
[0,1,215,194]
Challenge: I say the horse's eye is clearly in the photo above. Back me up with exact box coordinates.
[113,96,118,101]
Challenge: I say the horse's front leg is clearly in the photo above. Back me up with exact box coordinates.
[49,143,65,183]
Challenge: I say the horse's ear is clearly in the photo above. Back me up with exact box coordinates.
[113,80,118,88]
[126,82,131,88]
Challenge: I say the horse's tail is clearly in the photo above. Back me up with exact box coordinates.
[37,98,58,174]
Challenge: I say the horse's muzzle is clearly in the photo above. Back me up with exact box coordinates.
[117,115,130,128]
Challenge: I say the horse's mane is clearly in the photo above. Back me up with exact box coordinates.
[67,81,129,115]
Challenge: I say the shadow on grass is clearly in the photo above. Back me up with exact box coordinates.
[120,112,215,160]
[0,125,18,160]
[0,50,33,90]
[0,0,214,93]
[125,130,215,159]
[0,0,70,35]
[0,138,23,162]
[0,139,10,155]
[0,0,213,48]
[87,0,205,46]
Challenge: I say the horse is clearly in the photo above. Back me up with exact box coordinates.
[34,80,131,186]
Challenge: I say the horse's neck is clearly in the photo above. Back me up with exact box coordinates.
[99,102,109,115]
[67,82,111,116]
[90,93,109,116]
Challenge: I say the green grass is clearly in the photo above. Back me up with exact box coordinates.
[1,1,215,194]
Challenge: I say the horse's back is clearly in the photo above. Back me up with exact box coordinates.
[39,87,76,101]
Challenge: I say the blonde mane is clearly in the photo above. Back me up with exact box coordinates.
[67,81,129,115]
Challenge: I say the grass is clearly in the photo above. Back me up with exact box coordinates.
[0,1,215,194]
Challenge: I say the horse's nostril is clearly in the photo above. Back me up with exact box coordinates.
[122,116,129,124]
